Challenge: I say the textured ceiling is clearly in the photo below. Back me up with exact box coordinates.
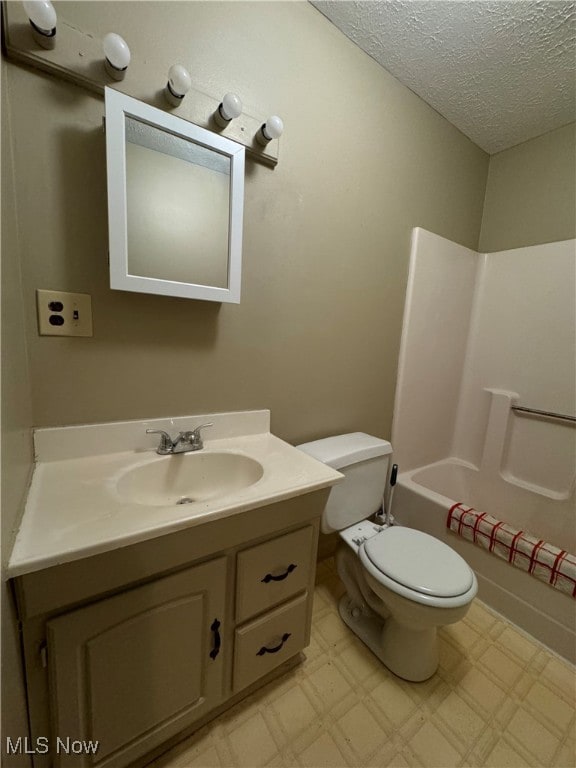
[312,1,576,154]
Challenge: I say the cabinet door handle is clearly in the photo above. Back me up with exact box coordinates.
[256,633,291,656]
[261,564,297,583]
[209,618,221,660]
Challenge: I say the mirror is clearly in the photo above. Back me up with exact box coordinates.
[105,88,245,302]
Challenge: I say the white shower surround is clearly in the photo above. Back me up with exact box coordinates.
[391,228,576,661]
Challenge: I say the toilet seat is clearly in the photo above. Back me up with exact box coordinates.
[359,526,477,608]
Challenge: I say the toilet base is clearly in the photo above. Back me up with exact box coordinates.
[338,596,439,682]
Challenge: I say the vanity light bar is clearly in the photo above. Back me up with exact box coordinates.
[4,2,281,166]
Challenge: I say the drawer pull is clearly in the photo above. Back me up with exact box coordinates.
[209,618,221,660]
[261,564,297,583]
[256,632,291,656]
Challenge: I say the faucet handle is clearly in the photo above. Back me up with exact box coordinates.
[146,429,173,454]
[186,422,213,450]
[191,422,214,436]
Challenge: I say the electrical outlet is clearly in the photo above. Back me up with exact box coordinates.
[36,289,93,337]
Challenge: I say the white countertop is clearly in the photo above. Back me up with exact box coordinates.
[9,412,342,578]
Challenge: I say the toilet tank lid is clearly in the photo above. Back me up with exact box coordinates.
[297,433,392,470]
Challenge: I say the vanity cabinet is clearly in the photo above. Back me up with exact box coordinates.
[14,492,327,768]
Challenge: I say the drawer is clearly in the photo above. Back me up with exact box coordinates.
[236,526,314,622]
[233,594,308,692]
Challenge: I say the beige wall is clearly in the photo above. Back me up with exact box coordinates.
[1,57,34,764]
[3,1,488,445]
[479,122,576,253]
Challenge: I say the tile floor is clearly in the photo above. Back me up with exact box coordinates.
[152,559,576,768]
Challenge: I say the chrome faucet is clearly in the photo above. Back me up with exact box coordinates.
[146,423,213,455]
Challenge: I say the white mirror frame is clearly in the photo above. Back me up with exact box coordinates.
[105,88,245,303]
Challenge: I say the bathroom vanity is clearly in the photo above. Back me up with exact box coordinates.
[9,411,341,767]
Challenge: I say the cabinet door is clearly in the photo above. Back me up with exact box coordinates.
[47,558,226,768]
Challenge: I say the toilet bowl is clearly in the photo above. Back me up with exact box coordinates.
[338,523,477,680]
[297,433,478,681]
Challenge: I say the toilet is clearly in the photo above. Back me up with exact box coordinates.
[297,433,477,682]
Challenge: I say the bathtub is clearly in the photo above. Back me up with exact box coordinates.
[394,458,576,663]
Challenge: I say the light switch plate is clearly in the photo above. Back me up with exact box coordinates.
[36,289,93,337]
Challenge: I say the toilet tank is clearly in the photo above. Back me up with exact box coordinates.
[297,433,392,533]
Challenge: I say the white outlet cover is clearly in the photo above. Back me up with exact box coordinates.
[36,289,93,337]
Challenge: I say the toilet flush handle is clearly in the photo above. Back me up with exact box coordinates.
[385,464,398,527]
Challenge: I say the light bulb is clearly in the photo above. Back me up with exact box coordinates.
[257,115,284,145]
[103,33,131,80]
[263,116,284,141]
[166,65,192,106]
[23,0,56,48]
[23,0,56,32]
[220,93,242,121]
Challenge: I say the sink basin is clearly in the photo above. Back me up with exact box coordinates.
[115,452,264,506]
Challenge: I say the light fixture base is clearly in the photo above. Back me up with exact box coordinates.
[104,57,127,81]
[213,105,232,129]
[255,125,270,146]
[165,81,185,107]
[29,20,55,50]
